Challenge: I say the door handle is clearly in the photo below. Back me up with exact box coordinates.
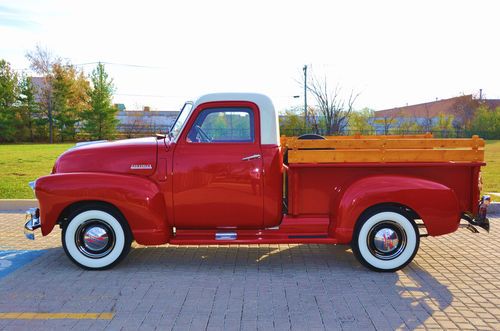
[242,154,261,161]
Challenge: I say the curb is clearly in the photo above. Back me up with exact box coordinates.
[490,202,500,214]
[0,200,38,212]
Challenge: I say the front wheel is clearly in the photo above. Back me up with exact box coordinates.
[62,205,132,270]
[351,207,420,272]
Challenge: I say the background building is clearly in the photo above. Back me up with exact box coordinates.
[115,107,179,137]
[373,94,500,134]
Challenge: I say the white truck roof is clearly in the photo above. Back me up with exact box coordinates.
[193,93,280,145]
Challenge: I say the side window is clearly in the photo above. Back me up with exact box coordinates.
[187,107,254,143]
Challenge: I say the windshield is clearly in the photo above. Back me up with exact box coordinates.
[169,102,193,140]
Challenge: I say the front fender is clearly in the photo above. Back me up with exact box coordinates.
[35,172,170,245]
[331,175,460,243]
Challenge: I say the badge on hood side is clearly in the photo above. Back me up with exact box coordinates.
[130,164,153,170]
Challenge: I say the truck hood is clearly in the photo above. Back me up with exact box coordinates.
[53,137,158,176]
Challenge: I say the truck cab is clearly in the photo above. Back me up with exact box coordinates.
[25,93,490,272]
[168,94,282,229]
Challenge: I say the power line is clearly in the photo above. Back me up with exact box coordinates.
[73,61,169,69]
[12,61,170,72]
[115,93,189,98]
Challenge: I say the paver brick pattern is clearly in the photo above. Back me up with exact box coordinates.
[0,212,499,330]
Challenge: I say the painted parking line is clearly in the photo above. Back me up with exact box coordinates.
[0,250,45,279]
[0,312,114,320]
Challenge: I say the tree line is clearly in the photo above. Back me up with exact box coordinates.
[0,46,117,143]
[281,73,500,139]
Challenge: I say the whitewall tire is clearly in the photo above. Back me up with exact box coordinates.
[352,207,419,272]
[62,205,132,270]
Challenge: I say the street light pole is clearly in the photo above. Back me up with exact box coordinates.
[303,65,308,129]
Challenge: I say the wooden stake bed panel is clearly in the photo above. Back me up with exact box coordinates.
[283,134,485,163]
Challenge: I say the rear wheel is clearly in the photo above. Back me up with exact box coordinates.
[351,207,419,272]
[62,205,132,270]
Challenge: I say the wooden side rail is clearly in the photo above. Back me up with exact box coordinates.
[283,135,485,163]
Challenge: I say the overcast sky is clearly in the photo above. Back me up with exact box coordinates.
[1,0,499,112]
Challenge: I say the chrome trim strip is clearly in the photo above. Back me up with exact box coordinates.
[75,140,107,148]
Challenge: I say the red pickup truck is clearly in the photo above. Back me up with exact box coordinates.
[24,93,490,271]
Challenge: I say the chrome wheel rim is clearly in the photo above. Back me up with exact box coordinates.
[75,220,115,259]
[367,221,407,260]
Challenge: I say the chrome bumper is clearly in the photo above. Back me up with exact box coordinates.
[461,213,490,233]
[459,195,491,234]
[24,208,41,240]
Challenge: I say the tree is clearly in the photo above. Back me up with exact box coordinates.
[432,114,454,137]
[349,108,375,134]
[82,63,118,140]
[26,45,61,143]
[18,75,40,142]
[393,118,422,135]
[471,105,500,139]
[0,59,19,142]
[306,74,358,135]
[452,95,479,131]
[51,64,75,141]
[50,63,90,142]
[279,106,306,136]
[420,104,434,132]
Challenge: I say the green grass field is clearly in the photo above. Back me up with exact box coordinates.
[0,141,499,199]
[0,143,73,199]
[484,140,500,194]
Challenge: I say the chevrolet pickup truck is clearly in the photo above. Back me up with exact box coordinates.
[24,93,490,271]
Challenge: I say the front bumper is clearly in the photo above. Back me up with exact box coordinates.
[24,208,41,240]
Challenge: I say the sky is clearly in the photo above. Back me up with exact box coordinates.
[1,0,499,112]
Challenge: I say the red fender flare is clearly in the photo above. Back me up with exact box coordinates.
[330,175,460,243]
[35,172,170,245]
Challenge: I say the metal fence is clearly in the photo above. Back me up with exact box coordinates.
[279,127,500,139]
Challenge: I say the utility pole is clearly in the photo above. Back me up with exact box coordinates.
[303,65,308,127]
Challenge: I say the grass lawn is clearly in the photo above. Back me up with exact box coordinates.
[484,140,500,194]
[0,143,73,199]
[0,140,499,199]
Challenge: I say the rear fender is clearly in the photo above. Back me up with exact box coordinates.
[35,172,170,245]
[331,175,460,243]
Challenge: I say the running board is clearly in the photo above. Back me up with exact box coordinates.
[171,230,337,245]
[170,216,338,245]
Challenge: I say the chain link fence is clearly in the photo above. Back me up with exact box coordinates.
[279,127,500,139]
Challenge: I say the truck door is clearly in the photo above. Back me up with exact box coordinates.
[172,101,263,228]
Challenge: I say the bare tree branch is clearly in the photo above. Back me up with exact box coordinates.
[306,73,359,135]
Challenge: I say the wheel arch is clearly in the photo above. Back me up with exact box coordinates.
[57,200,129,231]
[331,175,461,243]
[354,202,422,230]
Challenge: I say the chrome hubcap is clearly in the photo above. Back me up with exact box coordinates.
[367,221,407,260]
[373,228,399,253]
[83,226,109,251]
[75,220,115,259]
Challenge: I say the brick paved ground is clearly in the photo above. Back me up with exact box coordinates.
[0,212,499,330]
